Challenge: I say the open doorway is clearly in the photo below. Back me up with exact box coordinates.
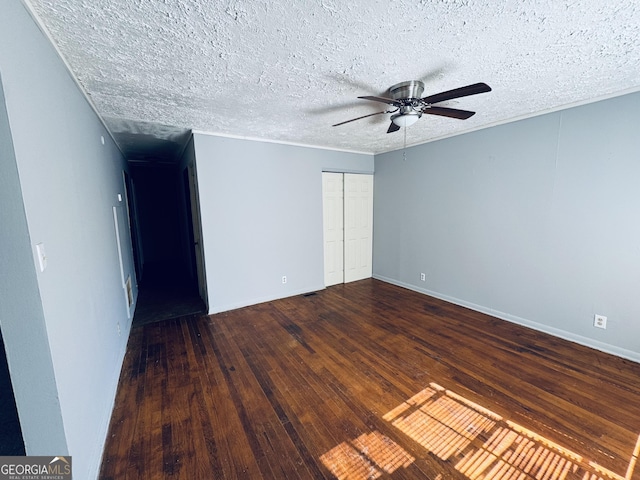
[0,329,25,455]
[129,162,206,326]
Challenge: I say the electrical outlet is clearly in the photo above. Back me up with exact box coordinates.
[594,314,607,329]
[420,273,426,281]
[117,322,121,336]
[282,275,287,284]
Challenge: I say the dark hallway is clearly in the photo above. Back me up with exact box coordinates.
[129,163,205,327]
[131,262,205,327]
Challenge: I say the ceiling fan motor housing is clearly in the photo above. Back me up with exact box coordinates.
[389,81,425,127]
[389,80,425,101]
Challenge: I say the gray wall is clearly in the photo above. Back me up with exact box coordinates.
[374,92,640,361]
[1,1,137,477]
[0,74,68,456]
[193,134,374,313]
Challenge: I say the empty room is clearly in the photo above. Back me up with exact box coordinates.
[1,1,639,479]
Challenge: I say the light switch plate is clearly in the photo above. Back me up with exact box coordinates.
[35,242,47,272]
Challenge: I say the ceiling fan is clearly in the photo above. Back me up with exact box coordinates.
[333,81,491,133]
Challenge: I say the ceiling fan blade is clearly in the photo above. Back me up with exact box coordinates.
[387,122,400,133]
[358,95,401,106]
[421,82,491,105]
[333,111,389,127]
[423,106,476,120]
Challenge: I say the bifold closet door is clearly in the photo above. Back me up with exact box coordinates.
[343,173,373,283]
[322,172,373,287]
[322,172,344,287]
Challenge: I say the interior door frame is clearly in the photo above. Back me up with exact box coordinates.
[186,159,208,310]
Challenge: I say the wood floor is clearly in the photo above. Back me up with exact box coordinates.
[100,279,640,480]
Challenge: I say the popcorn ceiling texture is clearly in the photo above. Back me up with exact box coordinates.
[26,0,640,157]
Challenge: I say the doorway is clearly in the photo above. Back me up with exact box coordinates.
[0,330,25,455]
[129,162,206,326]
[322,172,374,287]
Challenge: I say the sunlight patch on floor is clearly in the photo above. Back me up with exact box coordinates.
[319,431,415,479]
[384,383,634,480]
[319,381,639,480]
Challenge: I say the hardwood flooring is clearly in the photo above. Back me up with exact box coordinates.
[100,279,640,479]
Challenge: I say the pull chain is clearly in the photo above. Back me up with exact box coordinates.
[403,124,407,161]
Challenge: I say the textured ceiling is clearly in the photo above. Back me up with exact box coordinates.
[24,0,640,159]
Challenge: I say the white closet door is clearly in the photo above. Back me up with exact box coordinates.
[322,172,344,286]
[344,173,373,283]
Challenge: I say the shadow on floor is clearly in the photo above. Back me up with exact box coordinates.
[132,263,206,328]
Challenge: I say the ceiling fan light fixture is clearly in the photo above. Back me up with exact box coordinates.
[391,112,421,127]
[335,81,489,132]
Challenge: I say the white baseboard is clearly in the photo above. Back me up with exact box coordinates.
[208,284,326,315]
[374,275,640,364]
[89,318,133,479]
